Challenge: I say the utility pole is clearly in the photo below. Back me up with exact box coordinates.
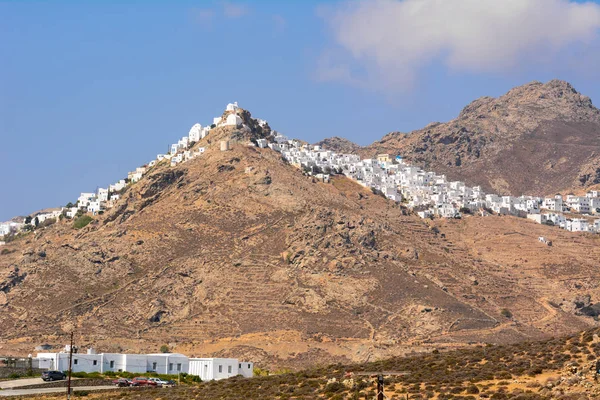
[67,332,74,400]
[377,374,384,400]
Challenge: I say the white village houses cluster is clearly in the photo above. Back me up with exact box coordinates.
[2,101,600,244]
[34,345,252,381]
[265,133,600,234]
[0,102,247,241]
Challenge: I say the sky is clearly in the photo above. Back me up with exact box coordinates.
[2,0,600,220]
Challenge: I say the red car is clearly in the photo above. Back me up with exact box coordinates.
[131,377,158,387]
[112,378,132,387]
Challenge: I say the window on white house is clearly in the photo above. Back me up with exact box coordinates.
[248,364,251,369]
[177,363,181,372]
[218,365,222,373]
[228,365,232,374]
[239,364,241,369]
[93,360,97,366]
[110,361,114,368]
[169,363,173,371]
[74,359,78,365]
[152,362,157,371]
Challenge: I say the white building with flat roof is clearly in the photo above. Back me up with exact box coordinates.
[35,349,252,380]
[188,358,253,380]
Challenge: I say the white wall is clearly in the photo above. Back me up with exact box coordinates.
[101,353,126,373]
[123,354,147,374]
[238,361,254,378]
[71,354,102,372]
[189,358,244,380]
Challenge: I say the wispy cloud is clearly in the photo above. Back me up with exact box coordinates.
[317,0,600,92]
[191,8,216,28]
[272,14,286,34]
[222,1,249,19]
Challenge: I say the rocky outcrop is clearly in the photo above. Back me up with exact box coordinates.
[314,136,363,155]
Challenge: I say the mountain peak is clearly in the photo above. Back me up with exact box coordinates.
[367,79,600,195]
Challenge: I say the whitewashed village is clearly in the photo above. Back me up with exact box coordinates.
[2,101,600,249]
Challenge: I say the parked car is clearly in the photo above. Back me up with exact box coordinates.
[148,377,170,387]
[164,379,177,387]
[112,378,132,387]
[42,370,66,381]
[131,377,158,386]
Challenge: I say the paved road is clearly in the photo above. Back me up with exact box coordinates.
[0,385,120,397]
[0,378,45,390]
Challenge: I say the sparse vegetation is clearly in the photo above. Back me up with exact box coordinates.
[73,215,93,229]
[16,328,600,400]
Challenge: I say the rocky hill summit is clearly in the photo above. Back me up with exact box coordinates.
[2,106,600,369]
[321,80,600,195]
[314,136,363,154]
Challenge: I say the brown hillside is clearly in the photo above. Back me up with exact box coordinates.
[1,117,600,369]
[321,80,600,196]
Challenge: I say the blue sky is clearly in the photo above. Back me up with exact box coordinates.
[2,0,600,220]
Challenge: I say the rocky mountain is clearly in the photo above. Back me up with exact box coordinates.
[321,80,600,196]
[314,136,363,155]
[2,108,600,370]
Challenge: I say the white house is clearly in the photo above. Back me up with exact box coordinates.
[97,188,109,202]
[188,123,202,142]
[0,223,10,236]
[78,193,96,209]
[128,168,145,183]
[542,195,563,212]
[567,196,591,213]
[188,358,253,380]
[225,113,242,127]
[109,180,126,193]
[66,207,79,219]
[566,219,589,232]
[87,201,101,214]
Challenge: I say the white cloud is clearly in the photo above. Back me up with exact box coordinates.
[318,0,600,91]
[222,1,249,18]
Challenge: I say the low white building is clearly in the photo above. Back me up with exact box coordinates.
[66,207,79,219]
[36,348,252,380]
[87,201,102,214]
[189,358,253,380]
[566,219,589,232]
